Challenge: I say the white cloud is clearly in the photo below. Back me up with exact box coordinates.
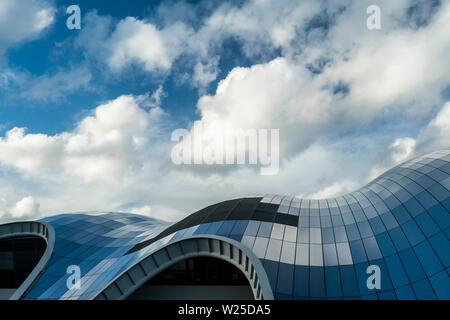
[366,137,417,182]
[1,0,450,224]
[367,101,450,182]
[164,1,450,170]
[0,196,40,222]
[322,1,450,115]
[302,180,359,199]
[0,0,55,57]
[192,57,220,90]
[129,205,152,217]
[86,15,193,73]
[414,102,450,154]
[11,196,40,218]
[0,93,165,184]
[199,0,323,57]
[16,66,92,102]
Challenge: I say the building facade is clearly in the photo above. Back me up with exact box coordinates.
[0,149,449,300]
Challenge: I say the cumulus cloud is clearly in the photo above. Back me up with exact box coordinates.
[162,1,450,172]
[0,93,165,183]
[302,181,359,199]
[76,12,193,74]
[73,0,449,104]
[11,196,40,218]
[0,196,40,222]
[1,0,449,224]
[106,17,193,72]
[366,137,417,182]
[414,102,450,154]
[192,57,220,91]
[367,101,450,182]
[0,0,55,58]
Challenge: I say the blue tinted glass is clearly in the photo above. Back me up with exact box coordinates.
[357,220,373,238]
[276,263,294,296]
[380,212,399,230]
[194,223,211,234]
[371,259,393,292]
[414,240,443,276]
[257,222,273,237]
[378,290,397,300]
[384,255,409,288]
[340,265,359,297]
[362,206,377,219]
[369,216,386,234]
[263,260,279,290]
[275,293,293,300]
[349,240,367,263]
[388,227,410,251]
[345,224,360,241]
[331,215,344,227]
[415,175,435,188]
[297,227,309,243]
[402,220,425,246]
[325,266,342,298]
[293,265,309,297]
[334,226,348,243]
[427,203,449,229]
[415,191,438,209]
[414,212,440,237]
[228,234,243,242]
[427,182,449,201]
[391,206,411,224]
[395,285,416,300]
[363,237,382,261]
[429,270,450,300]
[354,262,371,296]
[384,196,400,210]
[399,249,426,282]
[361,293,378,300]
[353,210,366,223]
[244,220,260,236]
[309,266,325,298]
[322,227,335,244]
[395,189,412,202]
[412,279,436,300]
[323,244,338,266]
[405,182,424,196]
[342,212,355,225]
[310,216,320,228]
[429,232,450,267]
[206,221,223,234]
[230,220,249,235]
[299,216,309,227]
[217,220,236,235]
[321,215,332,228]
[403,197,425,217]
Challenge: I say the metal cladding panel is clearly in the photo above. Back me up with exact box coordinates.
[10,149,449,300]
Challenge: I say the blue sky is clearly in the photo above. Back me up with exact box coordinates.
[0,0,266,135]
[0,0,449,222]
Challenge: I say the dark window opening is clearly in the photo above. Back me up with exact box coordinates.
[0,236,46,289]
[128,257,254,300]
[148,257,248,285]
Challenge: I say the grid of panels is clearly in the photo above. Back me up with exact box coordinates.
[15,149,450,300]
